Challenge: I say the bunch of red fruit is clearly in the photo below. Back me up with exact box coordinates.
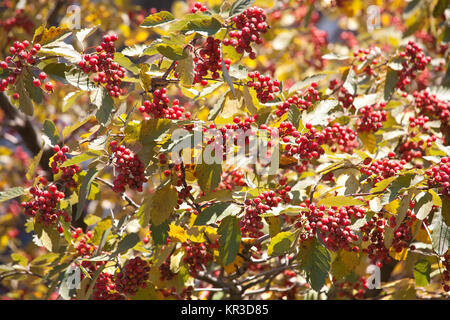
[425,157,450,199]
[115,257,151,296]
[78,34,125,97]
[50,145,81,190]
[109,141,147,193]
[222,6,268,59]
[193,37,231,85]
[296,203,365,252]
[139,88,188,120]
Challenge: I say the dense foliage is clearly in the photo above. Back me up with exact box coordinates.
[0,0,450,300]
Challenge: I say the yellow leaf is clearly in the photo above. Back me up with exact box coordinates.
[358,131,377,154]
[223,243,245,275]
[168,224,188,242]
[265,216,281,238]
[389,247,409,261]
[331,250,360,280]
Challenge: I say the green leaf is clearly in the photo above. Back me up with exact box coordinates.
[65,67,96,91]
[442,196,450,226]
[34,223,60,252]
[15,75,34,116]
[414,259,431,287]
[42,120,60,147]
[196,161,222,194]
[175,53,195,86]
[384,67,399,101]
[140,11,175,28]
[11,253,28,267]
[430,209,450,255]
[298,238,331,292]
[90,87,115,126]
[229,64,248,80]
[302,99,338,126]
[218,215,241,266]
[194,202,239,225]
[343,68,357,95]
[95,227,111,256]
[0,187,25,202]
[26,146,44,181]
[414,192,434,220]
[288,74,327,94]
[353,93,379,110]
[60,151,100,167]
[433,0,449,17]
[181,15,222,36]
[322,53,350,61]
[221,57,236,97]
[138,185,178,227]
[267,232,294,256]
[75,168,98,221]
[113,233,140,256]
[150,220,170,245]
[114,52,139,75]
[288,104,301,129]
[156,43,188,61]
[121,44,147,57]
[229,0,255,17]
[62,91,83,112]
[208,90,228,121]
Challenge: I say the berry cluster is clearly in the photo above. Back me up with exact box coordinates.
[360,213,390,266]
[159,259,177,281]
[334,277,368,299]
[396,41,431,92]
[425,157,450,199]
[139,88,187,120]
[397,137,436,162]
[222,7,268,59]
[307,27,328,70]
[276,83,319,117]
[340,31,358,48]
[356,103,387,133]
[93,272,125,300]
[78,34,125,97]
[247,71,280,103]
[159,286,194,300]
[322,123,358,153]
[280,122,326,160]
[361,205,416,266]
[1,9,34,34]
[71,229,124,300]
[409,116,431,130]
[296,203,365,252]
[336,86,355,109]
[182,240,214,277]
[193,37,230,85]
[442,251,450,292]
[360,158,406,184]
[21,183,67,225]
[205,116,258,163]
[109,141,147,193]
[387,202,417,254]
[219,169,247,191]
[115,257,150,296]
[190,2,208,13]
[413,90,449,128]
[50,145,81,190]
[241,187,291,238]
[352,47,380,77]
[0,41,47,97]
